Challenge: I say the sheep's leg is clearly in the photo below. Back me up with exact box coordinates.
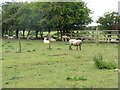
[69,45,72,50]
[79,44,81,50]
[77,46,78,50]
[65,38,67,42]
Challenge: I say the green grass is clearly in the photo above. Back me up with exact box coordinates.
[2,39,118,88]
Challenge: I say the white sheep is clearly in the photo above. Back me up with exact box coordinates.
[50,38,56,42]
[69,39,82,50]
[62,36,70,42]
[8,36,14,39]
[43,37,49,43]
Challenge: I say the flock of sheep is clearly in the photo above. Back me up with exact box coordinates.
[43,35,82,50]
[3,35,83,50]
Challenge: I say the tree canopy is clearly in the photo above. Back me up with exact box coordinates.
[2,1,93,38]
[97,12,120,30]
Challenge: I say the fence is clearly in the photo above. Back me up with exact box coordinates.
[59,29,120,44]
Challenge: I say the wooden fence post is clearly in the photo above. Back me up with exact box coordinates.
[18,37,22,52]
[96,27,99,46]
[48,32,51,50]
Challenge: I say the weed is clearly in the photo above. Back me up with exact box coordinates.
[75,55,81,59]
[72,83,78,88]
[27,50,32,52]
[0,58,4,61]
[32,49,36,51]
[9,76,22,80]
[78,76,87,81]
[8,45,13,47]
[93,53,117,69]
[66,76,72,80]
[5,50,10,53]
[5,81,10,84]
[66,76,87,81]
[57,48,61,50]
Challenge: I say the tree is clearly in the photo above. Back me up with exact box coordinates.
[97,12,120,41]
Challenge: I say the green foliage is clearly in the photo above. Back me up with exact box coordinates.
[79,31,90,34]
[2,2,92,37]
[9,76,22,80]
[97,12,120,30]
[72,83,78,88]
[66,76,87,81]
[93,54,117,69]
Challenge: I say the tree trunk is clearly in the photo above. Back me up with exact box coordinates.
[16,30,19,39]
[2,29,4,37]
[48,27,51,50]
[35,30,39,39]
[40,30,44,40]
[23,30,25,38]
[27,30,31,37]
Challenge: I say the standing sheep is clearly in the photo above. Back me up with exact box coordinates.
[69,39,82,50]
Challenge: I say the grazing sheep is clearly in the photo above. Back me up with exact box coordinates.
[62,36,70,42]
[43,37,49,43]
[69,39,82,50]
[50,38,56,42]
[8,36,14,39]
[27,36,34,40]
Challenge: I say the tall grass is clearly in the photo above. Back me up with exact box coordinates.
[93,54,117,69]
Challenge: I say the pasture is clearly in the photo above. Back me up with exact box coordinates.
[2,39,118,88]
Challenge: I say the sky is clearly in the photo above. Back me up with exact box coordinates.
[1,0,120,26]
[83,0,120,26]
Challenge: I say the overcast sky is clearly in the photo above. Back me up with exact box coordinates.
[83,0,120,26]
[1,0,120,26]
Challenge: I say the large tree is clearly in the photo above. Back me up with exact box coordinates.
[97,12,120,41]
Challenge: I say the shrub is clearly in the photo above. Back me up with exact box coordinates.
[93,54,117,69]
[66,76,87,81]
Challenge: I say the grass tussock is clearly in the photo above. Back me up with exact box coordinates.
[66,76,87,81]
[93,53,117,69]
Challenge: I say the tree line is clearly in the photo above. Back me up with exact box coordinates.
[2,1,120,40]
[2,1,92,39]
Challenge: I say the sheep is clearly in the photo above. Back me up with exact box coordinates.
[8,36,14,39]
[69,39,82,50]
[50,38,56,42]
[27,36,34,40]
[43,37,49,43]
[62,35,70,42]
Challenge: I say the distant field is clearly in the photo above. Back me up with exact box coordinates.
[2,39,118,88]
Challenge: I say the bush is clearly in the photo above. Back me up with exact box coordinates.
[93,54,117,69]
[66,76,87,81]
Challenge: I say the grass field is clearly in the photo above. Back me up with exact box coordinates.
[2,39,118,88]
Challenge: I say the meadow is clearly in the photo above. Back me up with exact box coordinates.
[2,39,118,88]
